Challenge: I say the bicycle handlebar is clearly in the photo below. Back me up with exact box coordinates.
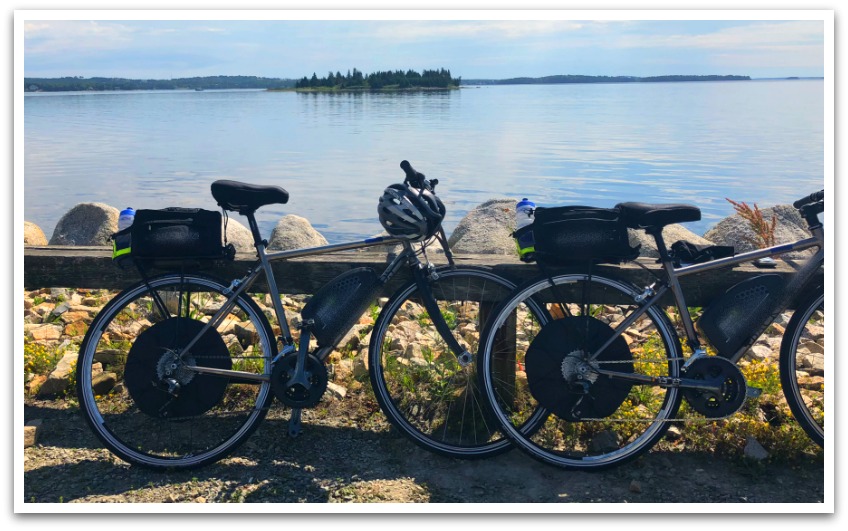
[793,190,824,209]
[400,160,438,191]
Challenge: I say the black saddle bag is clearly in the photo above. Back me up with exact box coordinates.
[112,207,234,269]
[532,205,640,265]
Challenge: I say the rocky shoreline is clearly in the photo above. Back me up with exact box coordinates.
[22,198,825,504]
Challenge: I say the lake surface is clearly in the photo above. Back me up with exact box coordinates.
[23,80,824,243]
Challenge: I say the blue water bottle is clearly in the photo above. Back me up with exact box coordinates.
[515,198,536,262]
[118,207,135,231]
[113,207,135,263]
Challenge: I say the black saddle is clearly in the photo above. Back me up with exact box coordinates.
[211,180,289,215]
[616,202,701,229]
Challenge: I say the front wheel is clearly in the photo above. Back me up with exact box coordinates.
[779,286,825,447]
[368,266,548,459]
[76,273,277,470]
[477,272,683,471]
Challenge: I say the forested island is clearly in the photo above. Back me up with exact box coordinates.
[24,75,296,92]
[290,68,461,91]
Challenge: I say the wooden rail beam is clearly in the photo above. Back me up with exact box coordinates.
[22,246,820,307]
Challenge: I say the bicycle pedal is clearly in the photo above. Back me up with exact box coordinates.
[746,386,763,398]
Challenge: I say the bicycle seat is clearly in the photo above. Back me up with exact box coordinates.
[616,202,701,229]
[211,180,289,214]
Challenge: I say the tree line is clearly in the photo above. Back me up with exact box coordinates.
[295,68,461,90]
[24,76,297,92]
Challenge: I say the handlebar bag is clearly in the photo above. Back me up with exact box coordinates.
[532,205,640,265]
[127,207,233,266]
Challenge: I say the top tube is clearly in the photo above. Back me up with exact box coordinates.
[262,235,407,262]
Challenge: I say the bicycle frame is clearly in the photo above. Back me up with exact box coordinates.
[152,234,407,383]
[586,230,823,387]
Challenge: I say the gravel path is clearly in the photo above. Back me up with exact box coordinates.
[22,396,825,506]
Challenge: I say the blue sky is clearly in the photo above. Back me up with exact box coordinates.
[21,16,826,80]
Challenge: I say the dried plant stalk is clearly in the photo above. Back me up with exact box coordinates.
[726,198,777,248]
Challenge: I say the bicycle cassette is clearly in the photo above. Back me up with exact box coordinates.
[271,352,328,409]
[125,317,231,419]
[525,316,633,421]
[682,357,747,418]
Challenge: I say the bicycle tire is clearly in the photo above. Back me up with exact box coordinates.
[477,271,683,470]
[76,273,277,470]
[779,286,825,447]
[368,266,548,458]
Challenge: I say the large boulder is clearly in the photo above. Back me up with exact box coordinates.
[628,224,715,258]
[24,222,48,246]
[49,203,118,246]
[448,199,517,256]
[267,214,328,250]
[704,204,813,259]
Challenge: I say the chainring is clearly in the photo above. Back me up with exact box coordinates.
[681,356,747,418]
[271,352,328,409]
[125,317,231,419]
[525,316,634,421]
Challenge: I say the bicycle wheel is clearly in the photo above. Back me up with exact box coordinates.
[369,266,548,458]
[76,273,276,470]
[779,286,825,447]
[478,272,683,470]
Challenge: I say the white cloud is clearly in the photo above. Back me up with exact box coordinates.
[369,20,585,42]
[612,21,822,51]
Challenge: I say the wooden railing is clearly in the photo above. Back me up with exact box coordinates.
[22,246,820,307]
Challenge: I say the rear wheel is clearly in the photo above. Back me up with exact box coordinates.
[76,274,276,470]
[477,272,683,470]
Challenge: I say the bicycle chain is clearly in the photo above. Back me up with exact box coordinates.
[573,357,744,423]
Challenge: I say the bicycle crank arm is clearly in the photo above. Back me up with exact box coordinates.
[595,369,724,393]
[189,365,270,383]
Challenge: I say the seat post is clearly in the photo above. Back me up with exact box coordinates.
[242,211,265,248]
[647,226,673,263]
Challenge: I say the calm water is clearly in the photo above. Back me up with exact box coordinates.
[24,81,824,243]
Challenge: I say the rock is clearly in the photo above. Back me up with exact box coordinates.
[325,381,347,400]
[629,480,642,494]
[28,324,63,341]
[91,372,118,396]
[49,202,119,246]
[448,199,517,255]
[745,345,774,361]
[24,221,48,246]
[24,420,43,447]
[37,352,78,398]
[267,214,328,250]
[590,430,620,453]
[704,204,812,259]
[743,436,770,461]
[628,225,715,258]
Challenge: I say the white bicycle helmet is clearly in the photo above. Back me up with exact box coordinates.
[378,183,446,241]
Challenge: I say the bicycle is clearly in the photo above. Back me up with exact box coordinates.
[476,190,825,470]
[75,160,547,470]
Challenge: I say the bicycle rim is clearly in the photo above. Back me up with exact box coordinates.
[780,290,825,446]
[76,274,276,469]
[479,272,682,470]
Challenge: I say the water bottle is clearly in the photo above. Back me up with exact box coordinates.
[515,198,536,262]
[118,207,135,231]
[113,207,135,264]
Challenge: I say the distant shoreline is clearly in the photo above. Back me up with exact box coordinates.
[22,74,822,93]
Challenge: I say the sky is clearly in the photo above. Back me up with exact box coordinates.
[21,15,826,81]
